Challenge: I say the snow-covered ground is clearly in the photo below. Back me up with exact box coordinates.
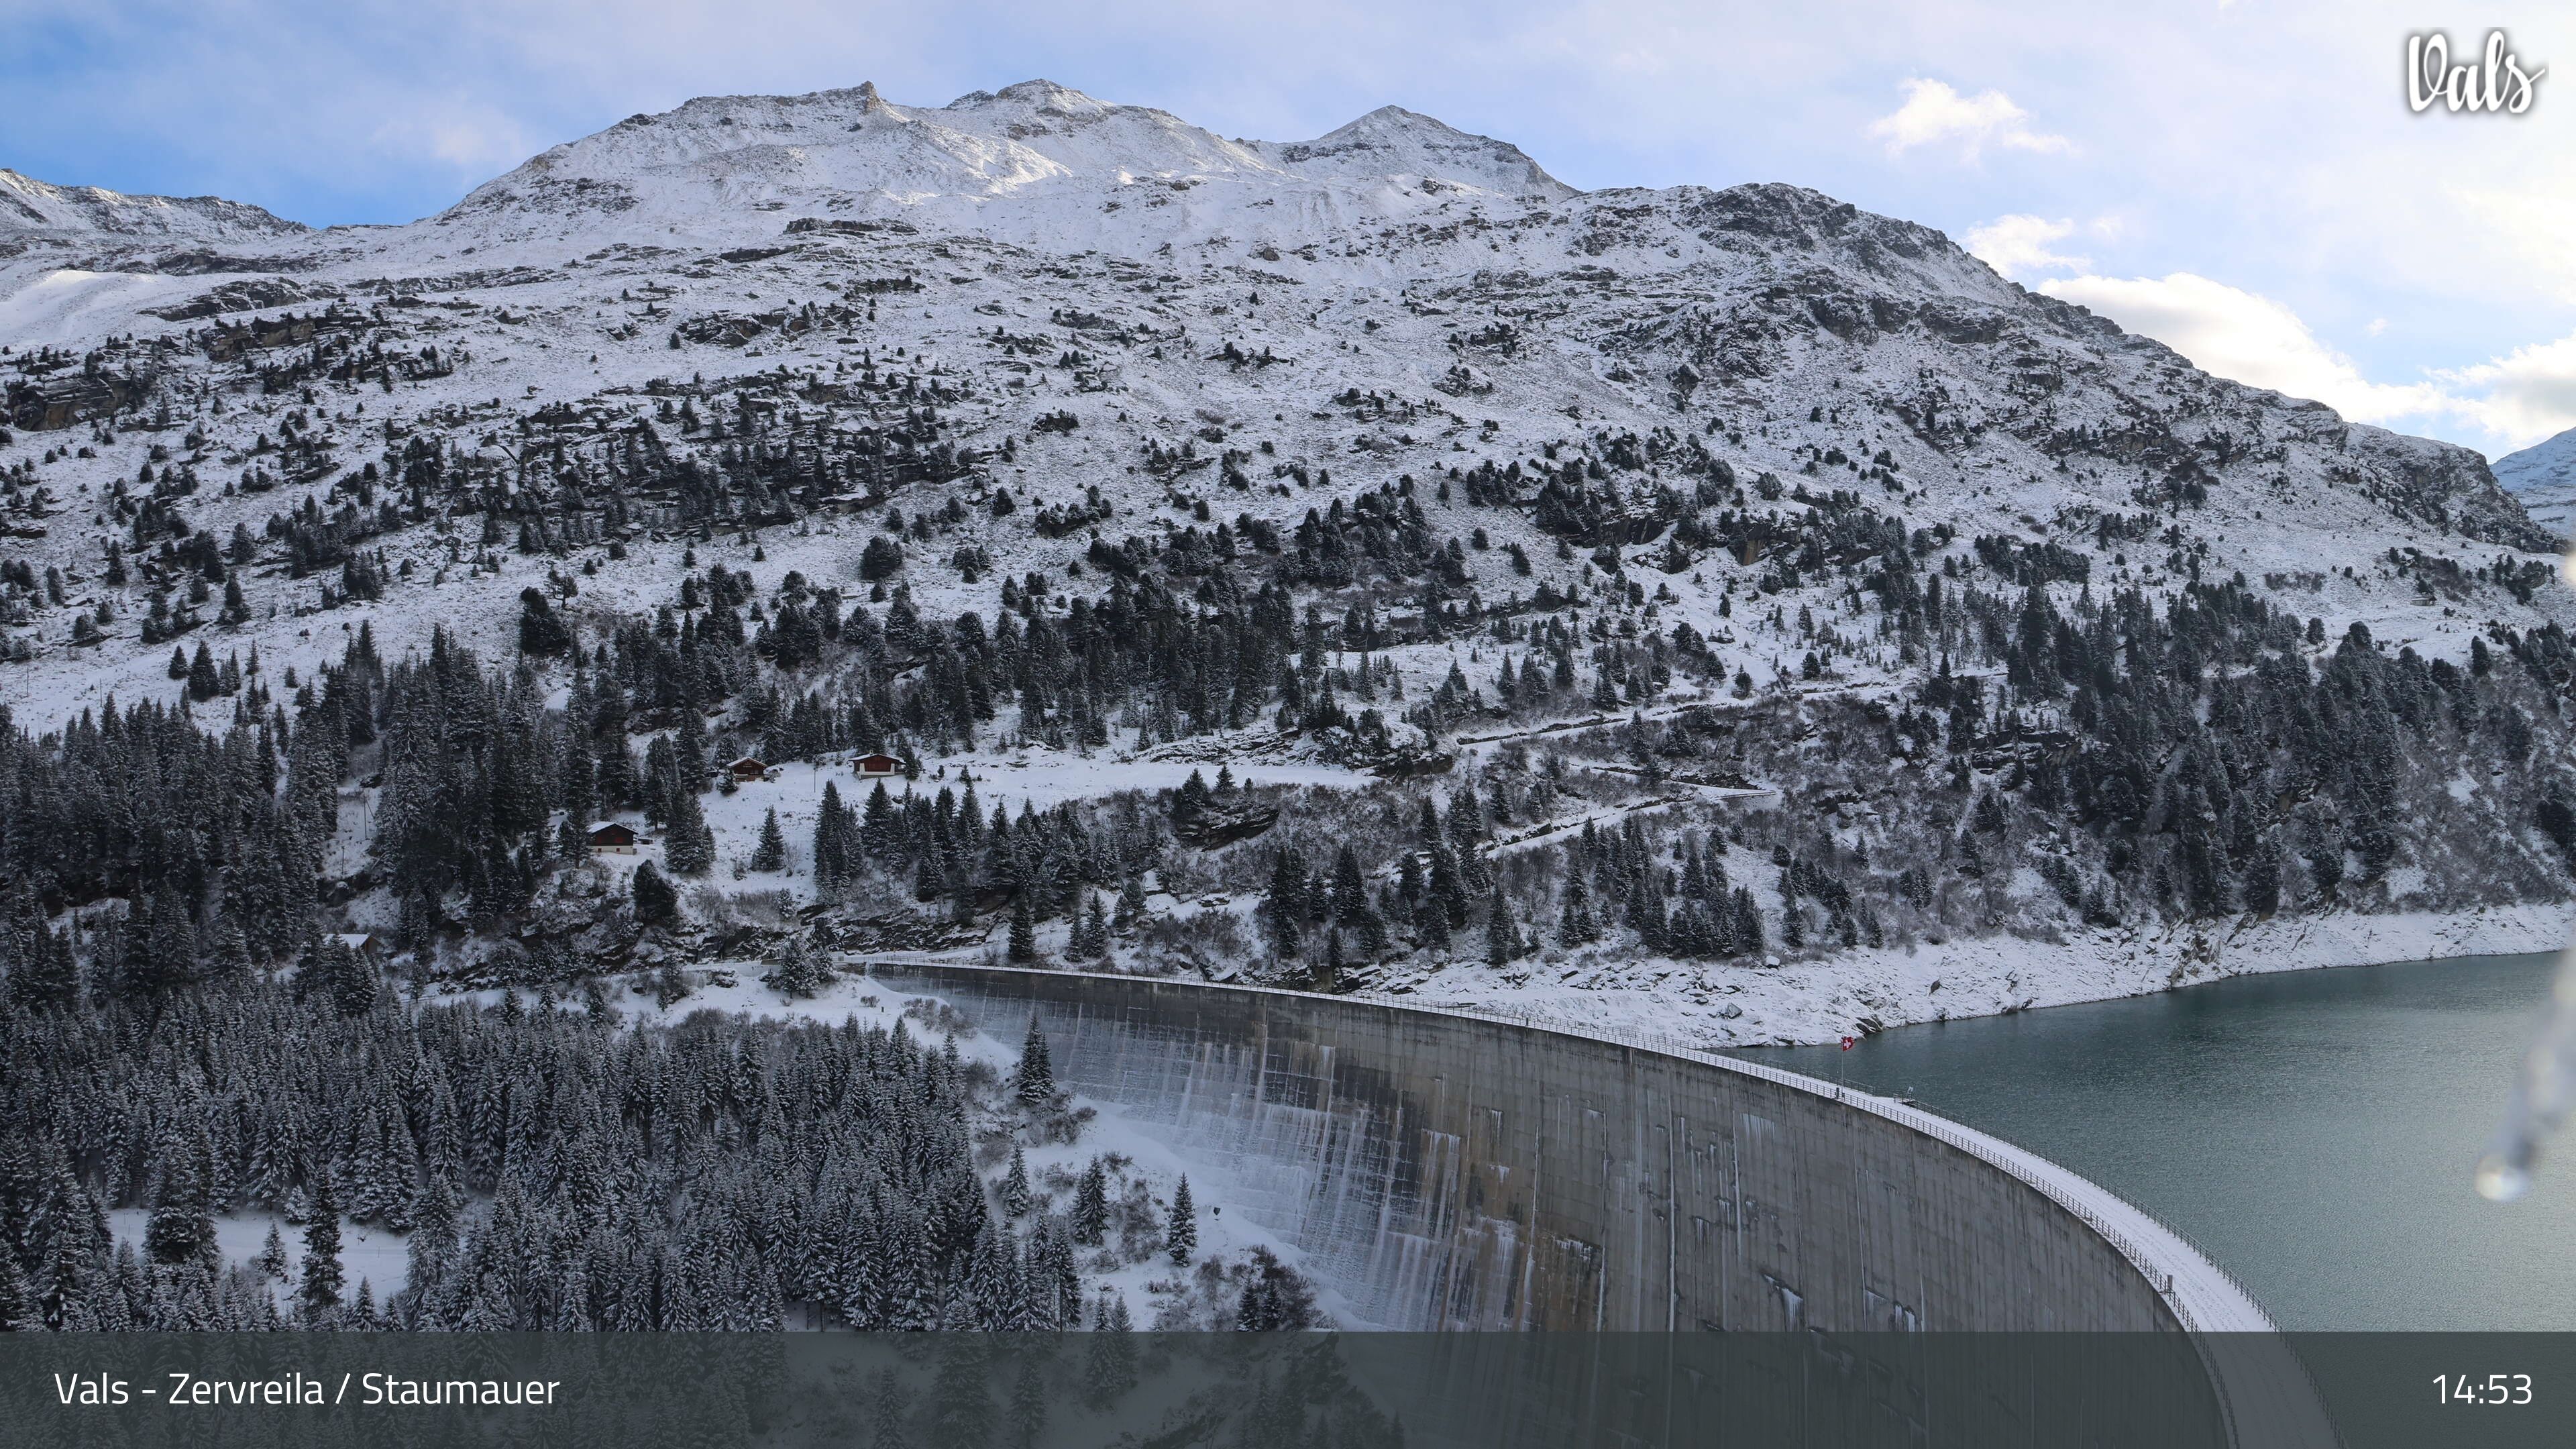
[107,1207,412,1307]
[1378,900,2576,1048]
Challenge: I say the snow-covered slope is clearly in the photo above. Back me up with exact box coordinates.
[1,79,2569,1045]
[426,80,1572,257]
[0,167,307,250]
[2496,426,2576,539]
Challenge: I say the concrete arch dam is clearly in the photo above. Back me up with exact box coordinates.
[871,962,2336,1448]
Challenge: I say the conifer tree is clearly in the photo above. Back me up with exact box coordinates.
[1331,845,1366,926]
[1235,1247,1320,1330]
[929,1332,996,1440]
[664,787,714,876]
[1083,1295,1137,1408]
[1008,1356,1047,1449]
[1072,1159,1109,1245]
[675,709,710,785]
[1485,889,1515,966]
[0,1257,27,1332]
[812,781,854,894]
[143,1134,217,1267]
[1000,1146,1032,1217]
[861,782,899,859]
[750,808,788,871]
[298,936,376,1016]
[1560,871,1599,945]
[763,937,830,998]
[298,1172,345,1324]
[1008,896,1040,965]
[7,917,78,1010]
[867,1369,913,1449]
[1166,1175,1197,1265]
[1013,1018,1055,1104]
[1078,893,1110,960]
[256,1224,288,1280]
[631,861,678,926]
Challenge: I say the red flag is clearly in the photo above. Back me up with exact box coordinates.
[1839,1036,1856,1051]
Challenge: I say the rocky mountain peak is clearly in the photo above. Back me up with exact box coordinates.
[0,168,307,244]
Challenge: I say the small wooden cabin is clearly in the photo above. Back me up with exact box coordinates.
[330,932,384,964]
[727,756,771,784]
[855,753,901,778]
[589,822,639,853]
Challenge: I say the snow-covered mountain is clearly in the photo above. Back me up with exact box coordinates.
[3,80,2571,1048]
[2495,425,2576,539]
[430,80,1572,252]
[0,167,308,250]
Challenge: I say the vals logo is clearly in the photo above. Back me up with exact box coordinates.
[2408,30,2546,113]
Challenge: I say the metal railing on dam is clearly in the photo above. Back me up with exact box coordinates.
[865,959,2338,1448]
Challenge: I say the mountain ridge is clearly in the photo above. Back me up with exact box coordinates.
[0,166,309,248]
[2495,425,2576,539]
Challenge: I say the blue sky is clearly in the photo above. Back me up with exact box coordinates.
[5,0,2573,456]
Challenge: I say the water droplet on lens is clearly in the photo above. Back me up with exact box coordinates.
[2476,1155,2532,1202]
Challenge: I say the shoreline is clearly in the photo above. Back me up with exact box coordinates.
[1383,900,2576,1049]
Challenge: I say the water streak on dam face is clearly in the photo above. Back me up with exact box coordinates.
[882,965,2176,1334]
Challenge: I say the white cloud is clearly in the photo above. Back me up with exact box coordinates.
[370,105,540,178]
[1866,78,2070,160]
[2038,271,2576,452]
[2365,317,2388,336]
[1962,213,2087,279]
[2437,336,2576,447]
[2040,272,2447,423]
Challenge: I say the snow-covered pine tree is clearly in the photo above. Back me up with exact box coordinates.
[1007,895,1040,964]
[763,936,830,998]
[297,1171,345,1324]
[664,786,715,875]
[1234,1246,1320,1330]
[1083,1294,1138,1409]
[1561,869,1599,945]
[0,1258,29,1332]
[256,1224,288,1280]
[1079,893,1110,959]
[1072,1159,1109,1244]
[1012,1018,1055,1104]
[1000,1146,1032,1217]
[750,807,788,871]
[1166,1175,1196,1265]
[675,708,710,785]
[297,936,376,1016]
[867,1370,913,1449]
[812,781,854,894]
[1008,1355,1047,1449]
[142,1130,217,1267]
[631,860,678,926]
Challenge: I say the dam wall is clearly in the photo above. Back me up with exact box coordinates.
[867,963,2334,1448]
[875,962,2217,1334]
